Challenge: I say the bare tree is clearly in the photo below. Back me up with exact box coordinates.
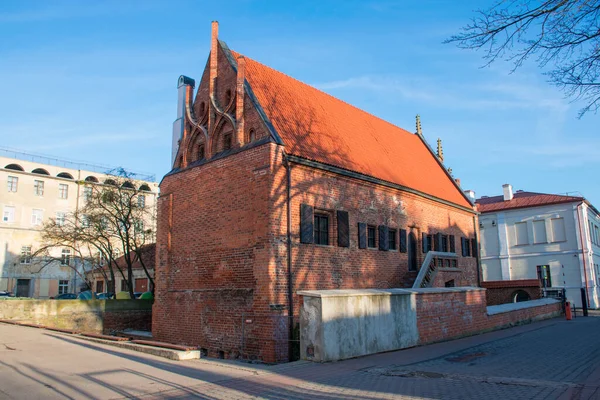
[446,0,600,116]
[36,169,156,299]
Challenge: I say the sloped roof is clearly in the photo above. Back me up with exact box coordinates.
[228,49,472,209]
[476,191,583,213]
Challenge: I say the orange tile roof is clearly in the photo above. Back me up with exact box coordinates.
[229,48,472,209]
[476,191,584,213]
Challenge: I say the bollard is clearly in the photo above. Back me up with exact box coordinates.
[565,302,572,320]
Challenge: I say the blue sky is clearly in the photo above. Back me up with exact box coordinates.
[1,0,598,205]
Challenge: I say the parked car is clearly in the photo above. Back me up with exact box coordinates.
[0,291,13,298]
[95,292,115,300]
[134,292,143,299]
[54,293,77,300]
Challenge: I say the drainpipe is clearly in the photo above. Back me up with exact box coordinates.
[283,153,294,361]
[473,215,481,286]
[576,202,591,306]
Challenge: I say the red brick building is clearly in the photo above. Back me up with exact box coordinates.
[153,22,480,362]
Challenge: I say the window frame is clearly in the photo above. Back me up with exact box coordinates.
[7,176,18,192]
[537,265,552,288]
[367,225,377,249]
[137,194,146,208]
[61,249,71,266]
[388,228,397,251]
[2,206,15,223]
[83,186,93,201]
[34,180,44,196]
[20,246,32,264]
[58,280,69,295]
[313,213,330,246]
[31,209,43,226]
[56,212,66,227]
[58,183,68,199]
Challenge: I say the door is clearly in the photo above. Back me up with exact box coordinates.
[135,278,148,293]
[408,232,418,272]
[16,279,30,298]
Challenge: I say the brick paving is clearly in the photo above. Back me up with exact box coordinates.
[1,316,600,399]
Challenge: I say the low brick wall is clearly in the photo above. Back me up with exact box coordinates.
[0,299,152,334]
[480,279,542,306]
[300,287,562,362]
[416,288,561,345]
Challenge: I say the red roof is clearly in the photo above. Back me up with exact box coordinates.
[229,49,472,209]
[476,191,583,213]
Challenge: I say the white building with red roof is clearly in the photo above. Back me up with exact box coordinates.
[476,184,600,308]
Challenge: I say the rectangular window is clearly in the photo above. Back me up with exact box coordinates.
[96,280,104,293]
[58,184,68,199]
[537,265,552,288]
[3,206,15,223]
[61,249,70,266]
[313,214,329,245]
[56,212,66,226]
[31,209,43,226]
[388,229,397,250]
[7,176,18,192]
[427,234,433,252]
[137,194,146,208]
[441,235,448,252]
[367,225,376,248]
[58,280,69,295]
[81,214,89,228]
[551,218,566,242]
[198,144,205,160]
[20,246,32,264]
[121,279,127,292]
[533,220,547,244]
[83,186,92,201]
[515,222,528,245]
[34,180,44,196]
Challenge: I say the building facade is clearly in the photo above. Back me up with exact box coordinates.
[477,184,600,308]
[153,22,480,362]
[0,150,158,298]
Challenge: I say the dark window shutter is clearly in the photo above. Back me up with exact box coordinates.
[434,233,442,251]
[449,235,455,253]
[378,225,389,251]
[422,232,428,253]
[471,238,477,258]
[399,229,407,253]
[300,204,314,244]
[358,223,367,249]
[337,210,349,247]
[461,237,467,256]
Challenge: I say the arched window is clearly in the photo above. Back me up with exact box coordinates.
[200,102,206,114]
[139,184,151,192]
[57,172,74,179]
[225,89,232,105]
[513,290,531,303]
[249,129,256,142]
[85,176,99,183]
[32,168,50,175]
[223,132,233,151]
[4,164,24,171]
[104,179,117,186]
[121,181,135,189]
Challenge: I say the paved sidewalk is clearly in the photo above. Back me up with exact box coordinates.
[1,316,599,399]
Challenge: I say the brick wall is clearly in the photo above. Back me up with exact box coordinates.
[416,289,561,345]
[480,280,542,306]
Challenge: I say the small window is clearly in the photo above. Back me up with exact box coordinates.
[441,235,448,252]
[444,279,455,288]
[367,226,376,248]
[81,214,90,228]
[3,206,15,223]
[551,218,566,242]
[120,279,127,292]
[33,180,44,196]
[223,133,232,151]
[56,212,66,226]
[20,246,32,264]
[515,222,528,245]
[198,144,205,160]
[537,265,552,288]
[139,184,151,192]
[58,184,68,199]
[7,176,18,192]
[5,164,24,171]
[96,280,104,293]
[83,186,93,201]
[314,214,329,245]
[134,219,144,236]
[31,209,43,226]
[451,259,457,268]
[121,181,135,189]
[57,172,73,179]
[104,179,117,186]
[225,89,232,104]
[388,229,397,250]
[138,194,146,208]
[58,280,69,295]
[533,220,547,244]
[32,168,49,175]
[249,129,256,142]
[426,234,433,252]
[61,249,70,266]
[513,290,531,303]
[85,176,98,183]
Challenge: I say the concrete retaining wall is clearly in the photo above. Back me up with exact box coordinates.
[0,299,152,334]
[300,287,562,362]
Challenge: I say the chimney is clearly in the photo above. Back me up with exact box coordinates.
[455,178,461,187]
[235,56,245,146]
[172,75,195,166]
[209,21,219,138]
[502,184,513,201]
[415,114,423,137]
[436,138,444,163]
[464,189,476,204]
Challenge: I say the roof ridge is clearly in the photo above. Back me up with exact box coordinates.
[231,50,416,138]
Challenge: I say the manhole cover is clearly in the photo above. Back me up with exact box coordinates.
[446,352,488,363]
